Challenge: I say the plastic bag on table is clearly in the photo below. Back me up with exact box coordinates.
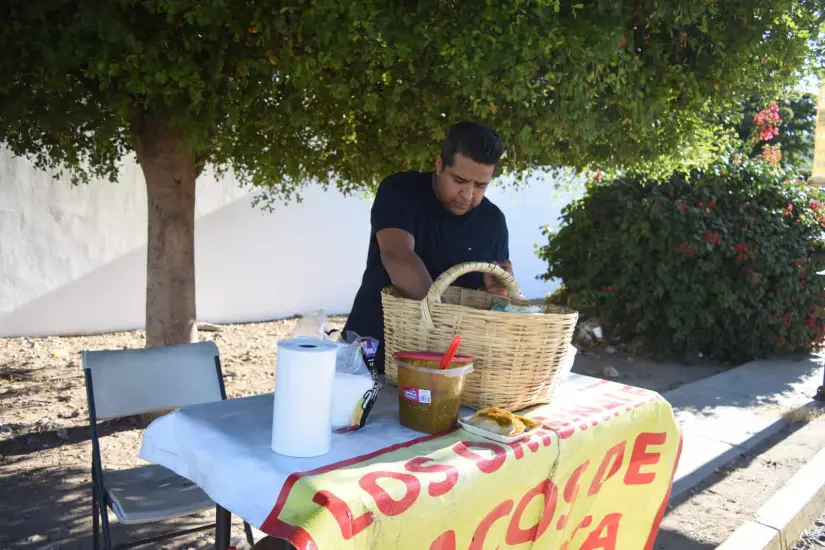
[330,332,380,433]
[490,302,546,314]
[290,310,334,340]
[289,311,379,431]
[548,344,578,400]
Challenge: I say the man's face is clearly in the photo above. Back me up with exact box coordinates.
[434,153,496,216]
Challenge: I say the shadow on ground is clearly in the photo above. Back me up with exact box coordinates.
[663,354,824,416]
[0,451,248,549]
[0,416,148,458]
[652,527,718,550]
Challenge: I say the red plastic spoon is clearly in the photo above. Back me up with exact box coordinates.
[438,335,463,370]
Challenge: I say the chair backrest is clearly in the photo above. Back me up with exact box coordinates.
[83,341,224,421]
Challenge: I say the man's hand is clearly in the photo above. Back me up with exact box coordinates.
[483,260,513,296]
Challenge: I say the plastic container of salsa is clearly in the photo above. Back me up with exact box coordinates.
[394,351,474,434]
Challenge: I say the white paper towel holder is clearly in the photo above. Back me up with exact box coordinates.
[271,337,337,458]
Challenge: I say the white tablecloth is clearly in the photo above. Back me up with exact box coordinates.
[139,374,597,528]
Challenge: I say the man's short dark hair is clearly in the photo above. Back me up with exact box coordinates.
[440,122,504,168]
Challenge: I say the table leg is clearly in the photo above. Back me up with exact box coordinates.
[215,505,231,550]
[252,537,298,549]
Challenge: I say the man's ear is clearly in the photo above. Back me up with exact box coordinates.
[435,155,443,175]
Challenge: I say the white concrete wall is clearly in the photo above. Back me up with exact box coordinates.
[0,148,581,337]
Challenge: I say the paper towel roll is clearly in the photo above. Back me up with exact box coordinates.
[272,338,337,457]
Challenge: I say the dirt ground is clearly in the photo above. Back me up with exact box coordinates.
[656,406,825,549]
[0,317,725,549]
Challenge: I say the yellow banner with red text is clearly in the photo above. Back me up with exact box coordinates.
[262,383,682,550]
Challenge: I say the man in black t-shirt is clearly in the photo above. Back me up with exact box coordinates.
[343,122,512,373]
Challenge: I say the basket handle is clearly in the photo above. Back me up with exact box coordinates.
[419,262,524,329]
[427,262,523,304]
[427,261,523,304]
[421,262,524,328]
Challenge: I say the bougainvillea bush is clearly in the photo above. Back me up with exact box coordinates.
[538,159,825,363]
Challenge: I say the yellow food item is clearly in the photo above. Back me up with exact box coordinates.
[467,407,518,436]
[518,417,541,430]
[466,408,543,437]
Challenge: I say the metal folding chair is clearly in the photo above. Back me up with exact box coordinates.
[82,341,255,549]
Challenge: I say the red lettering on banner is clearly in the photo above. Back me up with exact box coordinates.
[540,420,576,439]
[599,390,648,413]
[599,397,631,410]
[469,500,514,550]
[505,479,558,544]
[359,471,421,516]
[618,385,650,397]
[559,516,594,550]
[506,440,525,459]
[507,432,548,455]
[565,404,608,422]
[579,513,622,550]
[563,461,591,505]
[602,389,639,402]
[532,416,574,440]
[312,490,374,540]
[404,457,459,497]
[453,441,507,474]
[624,432,667,485]
[430,530,456,550]
[536,428,554,447]
[588,441,627,496]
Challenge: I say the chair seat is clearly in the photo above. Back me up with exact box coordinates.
[104,464,213,524]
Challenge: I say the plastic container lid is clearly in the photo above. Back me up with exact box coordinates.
[393,351,473,363]
[395,360,474,377]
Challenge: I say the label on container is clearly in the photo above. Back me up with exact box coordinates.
[402,387,431,404]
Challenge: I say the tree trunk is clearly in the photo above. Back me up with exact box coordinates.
[133,118,198,347]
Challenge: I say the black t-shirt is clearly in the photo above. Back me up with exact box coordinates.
[344,171,509,371]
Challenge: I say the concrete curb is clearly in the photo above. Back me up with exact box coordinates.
[717,441,825,549]
[665,356,823,499]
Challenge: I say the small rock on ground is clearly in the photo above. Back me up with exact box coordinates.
[198,322,223,332]
[792,510,825,549]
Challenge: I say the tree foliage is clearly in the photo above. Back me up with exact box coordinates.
[1,0,822,345]
[1,0,822,197]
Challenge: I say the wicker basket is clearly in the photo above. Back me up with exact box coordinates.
[382,262,579,411]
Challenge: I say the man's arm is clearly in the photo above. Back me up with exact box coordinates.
[483,211,512,295]
[376,228,433,300]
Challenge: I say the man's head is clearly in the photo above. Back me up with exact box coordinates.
[434,122,504,216]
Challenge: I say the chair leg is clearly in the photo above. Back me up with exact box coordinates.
[92,485,100,550]
[244,521,255,545]
[99,492,113,550]
[215,505,231,550]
